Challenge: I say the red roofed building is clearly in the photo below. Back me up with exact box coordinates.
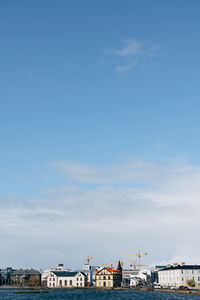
[96,262,122,288]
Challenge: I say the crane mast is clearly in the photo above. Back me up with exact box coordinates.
[120,249,147,270]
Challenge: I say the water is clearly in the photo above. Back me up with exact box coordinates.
[0,289,200,300]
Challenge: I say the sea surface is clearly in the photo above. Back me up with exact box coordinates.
[0,289,200,300]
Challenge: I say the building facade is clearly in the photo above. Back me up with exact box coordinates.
[0,268,41,286]
[158,264,200,288]
[47,271,87,288]
[41,264,71,285]
[96,263,122,288]
[10,269,41,286]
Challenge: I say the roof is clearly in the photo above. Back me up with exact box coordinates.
[11,269,40,276]
[96,267,120,274]
[52,271,87,277]
[155,266,167,269]
[159,265,200,271]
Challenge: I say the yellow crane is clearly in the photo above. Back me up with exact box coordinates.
[120,249,147,270]
[114,260,136,270]
[124,260,136,270]
[86,256,94,264]
[102,260,114,268]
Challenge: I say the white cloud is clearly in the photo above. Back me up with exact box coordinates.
[50,159,161,184]
[104,39,160,73]
[105,40,143,57]
[1,157,200,268]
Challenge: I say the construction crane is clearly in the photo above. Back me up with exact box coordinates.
[124,260,136,270]
[102,260,114,268]
[86,256,94,264]
[120,249,147,270]
[114,260,136,270]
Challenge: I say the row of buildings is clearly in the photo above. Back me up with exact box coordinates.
[45,262,123,288]
[1,262,200,289]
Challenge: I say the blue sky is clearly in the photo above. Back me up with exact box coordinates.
[1,0,200,269]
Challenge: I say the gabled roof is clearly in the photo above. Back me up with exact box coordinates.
[52,271,87,277]
[96,267,120,274]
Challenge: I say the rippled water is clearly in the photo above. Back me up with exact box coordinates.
[0,289,200,300]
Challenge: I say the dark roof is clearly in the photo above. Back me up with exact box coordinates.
[160,265,200,271]
[11,269,40,276]
[53,271,78,277]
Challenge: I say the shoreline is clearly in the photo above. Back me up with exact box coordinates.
[1,286,200,295]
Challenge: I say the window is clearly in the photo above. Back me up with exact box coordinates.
[80,278,82,281]
[192,270,194,274]
[77,283,78,286]
[77,278,79,281]
[49,283,51,287]
[65,280,67,286]
[103,276,106,280]
[198,277,200,281]
[70,280,72,286]
[49,278,51,281]
[59,280,62,286]
[80,283,82,286]
[53,283,55,287]
[108,276,110,280]
[53,278,55,281]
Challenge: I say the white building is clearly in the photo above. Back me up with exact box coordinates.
[158,264,200,288]
[130,268,151,288]
[41,264,70,282]
[47,271,87,288]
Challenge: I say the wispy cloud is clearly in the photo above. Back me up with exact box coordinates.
[19,69,33,82]
[104,39,160,74]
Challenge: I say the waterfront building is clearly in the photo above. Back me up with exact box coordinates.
[96,262,122,288]
[0,268,41,286]
[41,264,71,283]
[47,271,87,288]
[0,268,12,285]
[158,263,200,288]
[10,269,41,286]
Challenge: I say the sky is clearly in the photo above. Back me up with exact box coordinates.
[1,0,200,270]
